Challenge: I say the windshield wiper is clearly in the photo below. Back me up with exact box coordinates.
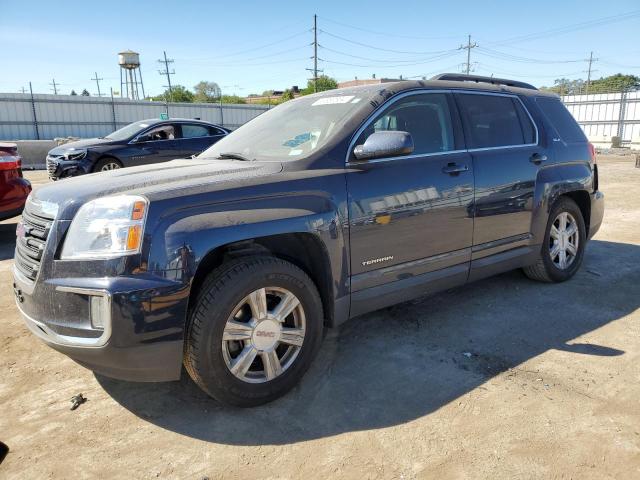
[216,152,253,161]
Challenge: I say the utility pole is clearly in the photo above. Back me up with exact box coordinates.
[157,51,175,101]
[306,14,323,93]
[459,35,478,75]
[19,87,27,94]
[313,14,318,92]
[91,72,104,96]
[49,78,59,95]
[585,51,598,96]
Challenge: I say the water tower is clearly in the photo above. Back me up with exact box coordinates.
[118,50,146,100]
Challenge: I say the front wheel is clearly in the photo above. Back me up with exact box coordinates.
[523,197,586,283]
[93,157,122,172]
[184,256,324,407]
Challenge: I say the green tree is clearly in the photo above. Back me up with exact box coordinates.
[300,75,338,95]
[589,74,640,93]
[81,89,90,96]
[151,85,195,103]
[193,81,221,103]
[70,90,77,96]
[281,89,295,101]
[540,74,640,95]
[219,95,246,104]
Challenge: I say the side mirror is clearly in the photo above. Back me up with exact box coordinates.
[353,130,414,161]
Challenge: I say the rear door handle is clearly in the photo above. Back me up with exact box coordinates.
[442,163,469,175]
[529,153,548,165]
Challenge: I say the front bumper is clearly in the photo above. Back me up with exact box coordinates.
[46,156,91,179]
[13,267,189,382]
[588,190,604,240]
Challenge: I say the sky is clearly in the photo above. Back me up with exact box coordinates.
[1,0,640,97]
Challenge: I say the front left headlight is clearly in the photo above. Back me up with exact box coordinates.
[64,148,87,161]
[60,195,148,260]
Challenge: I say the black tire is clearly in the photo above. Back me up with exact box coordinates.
[523,197,586,283]
[92,157,122,173]
[184,256,324,407]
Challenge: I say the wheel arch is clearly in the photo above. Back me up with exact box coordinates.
[93,154,123,172]
[187,232,336,327]
[531,162,594,243]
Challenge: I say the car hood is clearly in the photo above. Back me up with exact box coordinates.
[48,138,114,154]
[31,158,284,220]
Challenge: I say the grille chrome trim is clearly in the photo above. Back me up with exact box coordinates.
[14,200,55,283]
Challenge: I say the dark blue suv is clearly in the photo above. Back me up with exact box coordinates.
[15,75,604,406]
[45,118,229,179]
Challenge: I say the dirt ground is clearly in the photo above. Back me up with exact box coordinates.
[1,156,639,479]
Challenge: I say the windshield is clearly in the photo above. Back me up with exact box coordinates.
[105,121,153,141]
[200,93,365,161]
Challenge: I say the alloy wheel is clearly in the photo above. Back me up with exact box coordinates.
[549,211,579,270]
[100,162,120,171]
[221,287,306,383]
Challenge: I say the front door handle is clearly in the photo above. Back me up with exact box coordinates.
[442,163,469,175]
[529,153,548,165]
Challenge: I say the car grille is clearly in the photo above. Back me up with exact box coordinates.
[46,155,62,177]
[14,204,54,281]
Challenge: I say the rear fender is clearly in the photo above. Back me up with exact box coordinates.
[531,161,594,242]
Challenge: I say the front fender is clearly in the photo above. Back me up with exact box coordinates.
[531,161,594,242]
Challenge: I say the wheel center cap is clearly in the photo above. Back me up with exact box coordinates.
[252,319,281,351]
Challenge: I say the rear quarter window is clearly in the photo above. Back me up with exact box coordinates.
[535,97,587,143]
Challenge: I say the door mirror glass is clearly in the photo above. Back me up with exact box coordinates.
[353,130,414,161]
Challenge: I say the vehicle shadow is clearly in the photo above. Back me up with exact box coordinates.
[0,223,17,261]
[97,239,639,445]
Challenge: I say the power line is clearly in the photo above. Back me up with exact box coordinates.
[488,9,640,46]
[180,29,311,61]
[459,35,478,75]
[49,78,59,95]
[91,72,104,97]
[319,29,455,55]
[317,15,461,40]
[158,51,175,99]
[319,45,459,64]
[476,47,584,64]
[320,50,460,69]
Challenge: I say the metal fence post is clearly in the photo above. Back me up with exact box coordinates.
[219,98,224,127]
[617,89,628,142]
[29,82,40,140]
[110,88,117,131]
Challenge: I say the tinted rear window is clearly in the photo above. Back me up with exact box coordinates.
[457,94,533,149]
[535,97,586,143]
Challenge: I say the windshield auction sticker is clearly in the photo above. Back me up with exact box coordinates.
[311,96,355,106]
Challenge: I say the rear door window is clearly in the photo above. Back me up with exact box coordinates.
[535,97,587,143]
[457,94,534,149]
[181,124,211,138]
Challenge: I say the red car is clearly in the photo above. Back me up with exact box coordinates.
[0,143,31,220]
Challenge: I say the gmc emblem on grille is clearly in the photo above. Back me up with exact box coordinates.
[13,283,24,303]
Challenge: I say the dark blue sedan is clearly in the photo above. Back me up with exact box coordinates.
[45,118,229,179]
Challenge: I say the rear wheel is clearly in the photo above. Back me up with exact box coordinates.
[184,256,324,406]
[93,157,122,172]
[523,197,586,282]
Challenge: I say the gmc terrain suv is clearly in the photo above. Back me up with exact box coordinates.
[14,74,604,406]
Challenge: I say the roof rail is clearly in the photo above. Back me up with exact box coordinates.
[431,73,537,91]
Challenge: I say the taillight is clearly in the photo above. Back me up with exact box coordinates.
[588,142,597,164]
[0,155,22,171]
